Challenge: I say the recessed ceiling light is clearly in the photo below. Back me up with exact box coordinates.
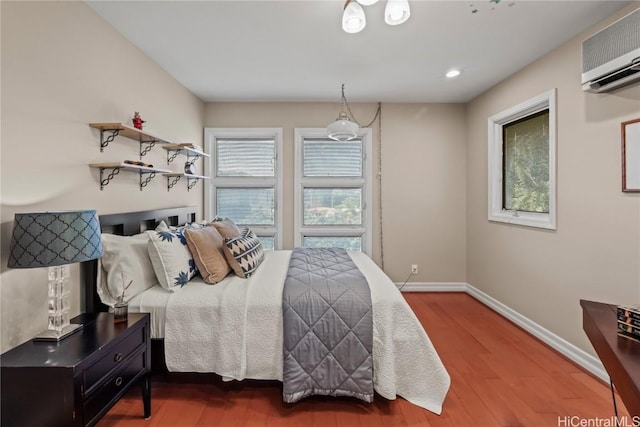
[446,69,461,78]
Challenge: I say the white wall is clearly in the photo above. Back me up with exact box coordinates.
[1,1,204,352]
[466,4,640,355]
[204,102,467,283]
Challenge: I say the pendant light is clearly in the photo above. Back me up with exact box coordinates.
[385,0,411,25]
[341,0,410,33]
[342,1,366,34]
[327,84,359,141]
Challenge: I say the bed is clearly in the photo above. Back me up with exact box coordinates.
[82,206,450,415]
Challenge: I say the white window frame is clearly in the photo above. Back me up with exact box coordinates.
[204,128,283,249]
[488,89,557,230]
[294,128,373,255]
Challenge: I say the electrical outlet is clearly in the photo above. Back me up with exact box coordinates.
[411,264,418,275]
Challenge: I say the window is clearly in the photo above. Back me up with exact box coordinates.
[294,129,373,254]
[488,89,556,229]
[205,128,283,249]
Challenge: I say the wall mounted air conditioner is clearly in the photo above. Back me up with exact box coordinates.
[581,8,640,93]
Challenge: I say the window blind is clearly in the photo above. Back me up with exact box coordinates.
[303,138,362,177]
[216,138,275,177]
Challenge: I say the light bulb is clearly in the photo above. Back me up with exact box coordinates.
[390,9,403,21]
[347,18,361,32]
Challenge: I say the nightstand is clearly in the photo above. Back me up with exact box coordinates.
[1,312,151,427]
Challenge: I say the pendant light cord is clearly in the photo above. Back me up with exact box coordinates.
[354,101,384,269]
[340,83,381,128]
[376,103,384,270]
[337,84,384,268]
[350,100,384,269]
[345,100,381,128]
[341,84,348,113]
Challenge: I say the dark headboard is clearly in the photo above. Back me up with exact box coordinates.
[82,206,199,314]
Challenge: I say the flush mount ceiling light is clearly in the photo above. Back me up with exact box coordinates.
[327,84,359,141]
[446,69,461,78]
[342,0,410,34]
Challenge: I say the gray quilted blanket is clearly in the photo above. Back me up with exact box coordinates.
[282,247,373,403]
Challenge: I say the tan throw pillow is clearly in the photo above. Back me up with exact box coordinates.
[210,217,241,239]
[184,226,231,284]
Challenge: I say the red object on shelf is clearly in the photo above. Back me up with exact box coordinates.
[132,112,145,130]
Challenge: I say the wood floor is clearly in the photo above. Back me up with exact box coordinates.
[98,292,630,426]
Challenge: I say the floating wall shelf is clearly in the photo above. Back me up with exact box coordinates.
[90,163,172,191]
[89,123,208,192]
[89,123,175,158]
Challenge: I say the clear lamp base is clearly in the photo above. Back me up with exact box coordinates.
[36,265,81,341]
[33,323,83,342]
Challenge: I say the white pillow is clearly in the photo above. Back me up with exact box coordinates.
[147,221,201,291]
[98,233,159,307]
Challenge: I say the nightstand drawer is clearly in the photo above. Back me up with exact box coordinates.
[84,326,144,392]
[83,350,146,426]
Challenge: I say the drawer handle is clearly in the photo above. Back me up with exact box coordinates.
[114,353,123,363]
[115,377,123,387]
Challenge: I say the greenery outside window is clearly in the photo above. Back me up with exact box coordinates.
[205,128,283,249]
[488,89,556,230]
[294,129,373,255]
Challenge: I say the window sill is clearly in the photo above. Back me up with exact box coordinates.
[489,210,556,230]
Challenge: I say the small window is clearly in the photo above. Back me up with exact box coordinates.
[205,128,283,249]
[503,110,550,213]
[488,89,556,230]
[294,129,373,255]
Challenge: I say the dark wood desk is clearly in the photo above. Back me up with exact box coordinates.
[581,299,640,416]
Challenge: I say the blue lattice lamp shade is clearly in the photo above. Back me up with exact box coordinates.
[8,210,103,268]
[7,210,103,341]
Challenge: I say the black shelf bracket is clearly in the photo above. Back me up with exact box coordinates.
[139,140,158,159]
[97,167,121,191]
[187,177,199,191]
[99,129,120,152]
[139,171,157,190]
[167,175,182,191]
[167,150,181,164]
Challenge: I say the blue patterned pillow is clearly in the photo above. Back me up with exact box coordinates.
[223,227,264,278]
[147,221,203,290]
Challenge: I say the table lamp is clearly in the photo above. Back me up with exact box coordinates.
[7,210,103,341]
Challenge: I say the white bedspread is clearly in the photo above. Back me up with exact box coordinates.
[162,250,450,414]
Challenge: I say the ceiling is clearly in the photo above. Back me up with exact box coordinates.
[86,0,634,103]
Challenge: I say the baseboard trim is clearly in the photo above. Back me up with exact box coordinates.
[395,282,468,292]
[397,281,608,383]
